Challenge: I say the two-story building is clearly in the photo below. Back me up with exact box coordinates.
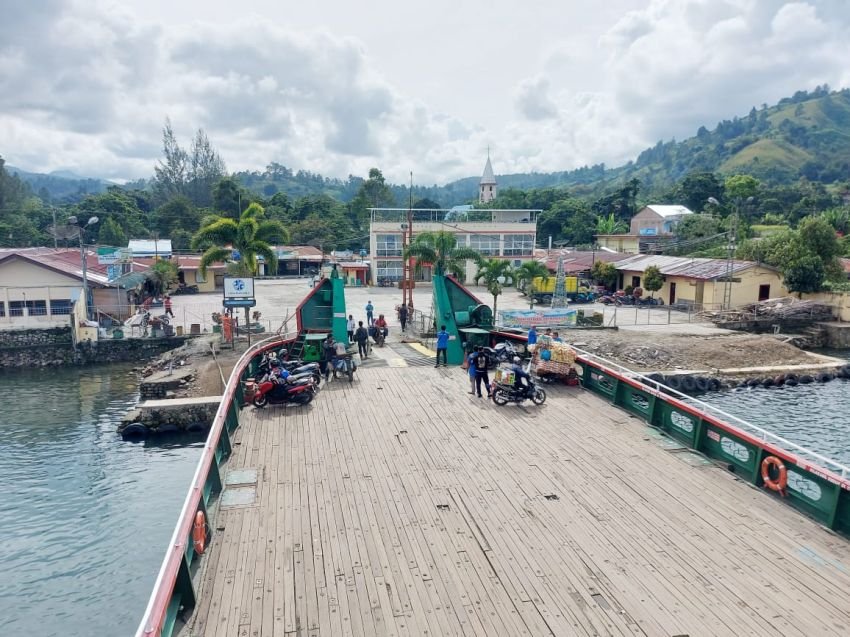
[369,208,539,285]
[596,205,694,254]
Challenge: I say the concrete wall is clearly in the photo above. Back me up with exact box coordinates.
[597,235,640,253]
[804,291,850,321]
[628,208,682,236]
[0,259,83,329]
[0,333,187,368]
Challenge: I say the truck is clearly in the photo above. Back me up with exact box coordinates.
[521,276,595,304]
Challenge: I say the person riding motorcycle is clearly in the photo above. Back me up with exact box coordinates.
[373,314,388,345]
[511,356,532,398]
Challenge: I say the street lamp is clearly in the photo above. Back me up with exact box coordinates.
[67,215,99,318]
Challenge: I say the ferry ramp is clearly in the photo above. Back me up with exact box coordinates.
[180,363,850,636]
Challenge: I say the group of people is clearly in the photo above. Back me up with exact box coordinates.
[464,346,531,399]
[345,300,389,360]
[527,326,561,347]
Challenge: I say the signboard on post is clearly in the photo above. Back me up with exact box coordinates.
[98,247,133,265]
[223,277,254,299]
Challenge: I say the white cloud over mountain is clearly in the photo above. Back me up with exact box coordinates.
[1,0,848,185]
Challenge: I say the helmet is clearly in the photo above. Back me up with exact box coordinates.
[513,356,521,364]
[281,370,290,379]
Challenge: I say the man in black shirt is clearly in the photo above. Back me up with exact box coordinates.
[473,346,491,398]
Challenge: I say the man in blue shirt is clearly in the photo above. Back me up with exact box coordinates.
[435,325,449,367]
[365,301,374,326]
[527,326,538,347]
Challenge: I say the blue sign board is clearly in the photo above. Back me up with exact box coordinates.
[223,298,257,308]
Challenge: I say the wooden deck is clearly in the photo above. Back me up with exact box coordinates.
[184,353,850,636]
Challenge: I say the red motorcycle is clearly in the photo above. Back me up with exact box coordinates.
[252,376,315,408]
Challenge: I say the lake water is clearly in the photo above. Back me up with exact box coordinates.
[699,375,850,468]
[0,364,202,637]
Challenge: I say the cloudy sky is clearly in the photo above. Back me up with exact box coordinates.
[1,0,849,185]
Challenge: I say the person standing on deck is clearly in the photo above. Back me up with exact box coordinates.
[467,349,477,394]
[347,314,356,342]
[435,325,449,367]
[354,321,369,360]
[365,300,374,326]
[527,326,538,351]
[321,335,336,381]
[164,295,174,318]
[474,346,491,398]
[398,304,409,332]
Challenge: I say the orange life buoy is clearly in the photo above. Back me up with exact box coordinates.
[193,510,207,554]
[761,456,788,497]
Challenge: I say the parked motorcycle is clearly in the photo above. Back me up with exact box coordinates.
[252,374,316,407]
[491,380,546,406]
[331,354,357,382]
[480,342,519,370]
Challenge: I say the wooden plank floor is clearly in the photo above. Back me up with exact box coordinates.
[183,357,850,636]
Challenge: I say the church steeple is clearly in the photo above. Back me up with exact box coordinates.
[479,149,497,203]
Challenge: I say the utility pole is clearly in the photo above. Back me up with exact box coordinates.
[407,171,414,311]
[52,207,58,248]
[722,213,737,311]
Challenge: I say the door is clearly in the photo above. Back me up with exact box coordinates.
[758,284,770,301]
[669,282,676,305]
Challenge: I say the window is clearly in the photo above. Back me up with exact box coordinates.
[469,234,500,256]
[376,260,403,281]
[376,234,403,257]
[50,299,72,315]
[195,270,206,284]
[9,301,24,317]
[0,302,4,317]
[26,300,48,316]
[503,234,534,256]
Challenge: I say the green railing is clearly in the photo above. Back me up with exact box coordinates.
[135,334,294,637]
[576,350,850,537]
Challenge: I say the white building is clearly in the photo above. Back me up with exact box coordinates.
[369,208,539,285]
[479,154,497,203]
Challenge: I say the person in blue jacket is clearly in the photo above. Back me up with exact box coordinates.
[467,349,477,394]
[435,325,449,367]
[527,326,538,348]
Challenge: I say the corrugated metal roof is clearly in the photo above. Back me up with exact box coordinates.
[644,205,694,218]
[614,254,763,280]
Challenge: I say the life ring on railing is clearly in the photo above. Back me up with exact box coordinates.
[761,456,788,497]
[193,510,207,554]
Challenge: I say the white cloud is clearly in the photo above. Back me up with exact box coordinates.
[1,0,849,187]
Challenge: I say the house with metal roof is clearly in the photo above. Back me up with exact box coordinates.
[0,248,147,329]
[613,254,787,309]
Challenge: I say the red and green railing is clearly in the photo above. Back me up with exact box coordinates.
[135,333,294,637]
[575,349,850,536]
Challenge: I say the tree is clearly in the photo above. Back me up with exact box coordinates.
[98,216,127,247]
[152,119,189,205]
[515,260,550,308]
[349,168,395,231]
[474,258,513,316]
[784,255,825,294]
[563,202,597,246]
[724,174,760,201]
[596,212,627,235]
[145,260,178,297]
[403,231,481,279]
[212,177,247,219]
[191,203,289,277]
[152,196,200,235]
[590,261,618,289]
[674,172,724,213]
[643,265,664,298]
[187,128,226,207]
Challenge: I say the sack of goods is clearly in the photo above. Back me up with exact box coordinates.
[493,367,516,386]
[549,342,576,364]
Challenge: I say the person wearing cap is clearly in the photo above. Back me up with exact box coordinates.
[365,300,374,326]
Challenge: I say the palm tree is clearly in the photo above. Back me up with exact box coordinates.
[191,203,289,277]
[515,260,551,309]
[403,231,481,279]
[474,258,514,316]
[596,212,628,235]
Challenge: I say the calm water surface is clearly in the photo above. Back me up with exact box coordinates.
[0,364,202,637]
[700,375,850,467]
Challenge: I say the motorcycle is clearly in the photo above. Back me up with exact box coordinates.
[480,342,518,370]
[491,379,547,406]
[331,353,357,382]
[252,374,316,408]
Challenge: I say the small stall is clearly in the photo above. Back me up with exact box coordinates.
[302,333,330,362]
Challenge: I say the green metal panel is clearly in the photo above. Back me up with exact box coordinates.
[655,402,700,447]
[432,275,467,364]
[330,269,349,345]
[701,424,758,476]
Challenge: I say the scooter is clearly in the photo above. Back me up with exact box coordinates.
[491,379,546,406]
[331,354,357,382]
[252,375,316,408]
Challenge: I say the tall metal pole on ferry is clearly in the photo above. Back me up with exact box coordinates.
[407,171,414,311]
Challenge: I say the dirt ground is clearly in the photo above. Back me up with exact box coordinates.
[569,330,830,372]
